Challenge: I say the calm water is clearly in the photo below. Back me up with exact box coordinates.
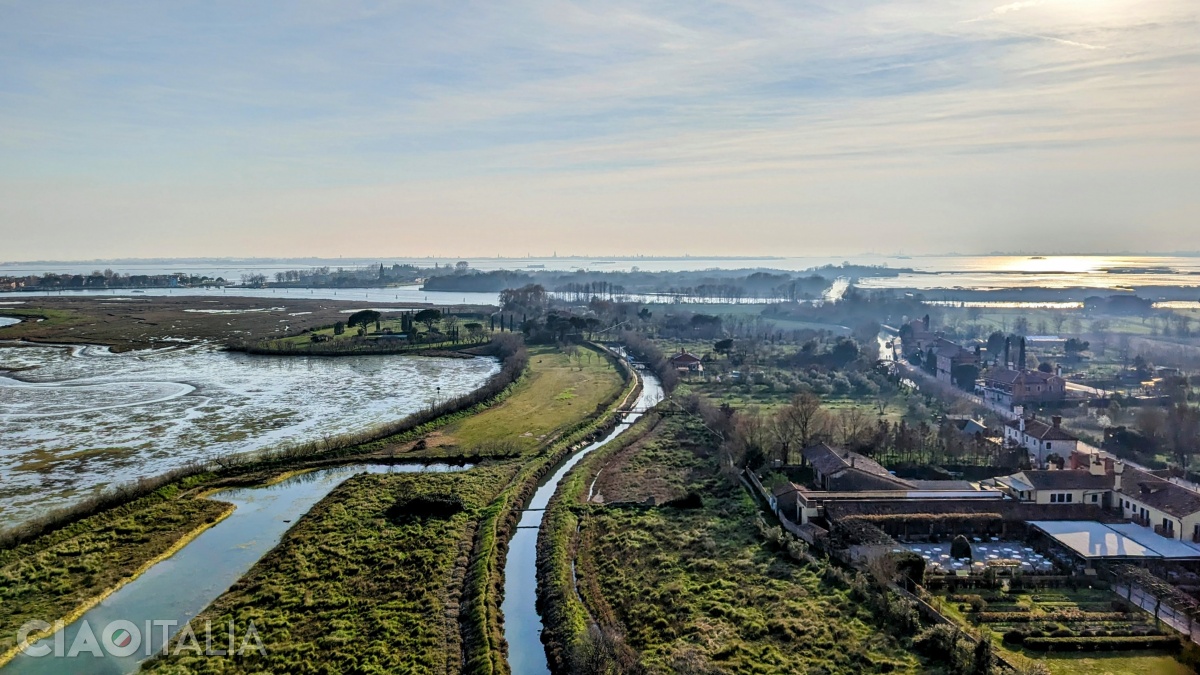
[501,366,663,675]
[0,343,498,524]
[0,285,500,306]
[7,255,1200,294]
[1,462,469,675]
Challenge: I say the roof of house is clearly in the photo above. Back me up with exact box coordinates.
[1004,417,1078,442]
[932,338,975,361]
[986,368,1061,386]
[772,481,802,499]
[1120,468,1200,519]
[800,444,914,490]
[1017,470,1112,491]
[907,480,978,491]
[952,418,988,436]
[668,351,702,365]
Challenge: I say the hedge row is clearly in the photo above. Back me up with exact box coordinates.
[1021,635,1181,652]
[978,611,1128,623]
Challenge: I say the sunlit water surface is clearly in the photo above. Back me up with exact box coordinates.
[0,343,498,524]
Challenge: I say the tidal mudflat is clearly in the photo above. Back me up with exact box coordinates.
[0,343,498,525]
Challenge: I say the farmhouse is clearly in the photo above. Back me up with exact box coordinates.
[978,368,1066,408]
[667,349,703,373]
[930,338,978,386]
[1003,414,1079,466]
[1116,466,1200,542]
[800,444,912,492]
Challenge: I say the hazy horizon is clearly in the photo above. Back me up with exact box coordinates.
[3,1,1198,259]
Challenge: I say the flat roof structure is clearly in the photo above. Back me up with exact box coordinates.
[1107,523,1200,559]
[1028,520,1200,560]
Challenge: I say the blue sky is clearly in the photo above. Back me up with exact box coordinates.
[1,0,1198,259]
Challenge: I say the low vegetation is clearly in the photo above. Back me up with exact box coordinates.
[0,476,227,661]
[144,466,516,674]
[542,415,930,674]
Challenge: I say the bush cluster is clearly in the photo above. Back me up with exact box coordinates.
[1021,635,1181,652]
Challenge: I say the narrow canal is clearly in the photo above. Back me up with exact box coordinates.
[3,462,468,675]
[501,365,663,675]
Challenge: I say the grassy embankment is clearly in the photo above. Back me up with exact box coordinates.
[140,344,631,674]
[143,466,516,674]
[539,414,927,674]
[0,475,225,664]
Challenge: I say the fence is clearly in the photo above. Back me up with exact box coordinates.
[1113,582,1200,645]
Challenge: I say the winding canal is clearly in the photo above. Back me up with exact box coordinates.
[501,364,663,675]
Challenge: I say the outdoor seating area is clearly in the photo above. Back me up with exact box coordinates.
[903,538,1058,575]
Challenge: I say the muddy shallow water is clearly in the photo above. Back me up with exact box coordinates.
[0,343,498,525]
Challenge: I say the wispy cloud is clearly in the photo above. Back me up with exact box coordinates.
[0,0,1197,258]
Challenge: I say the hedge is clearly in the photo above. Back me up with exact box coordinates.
[1022,635,1181,652]
[978,611,1128,623]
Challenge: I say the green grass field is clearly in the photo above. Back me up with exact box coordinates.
[430,345,624,454]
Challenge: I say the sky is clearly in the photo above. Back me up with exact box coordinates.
[1,0,1198,261]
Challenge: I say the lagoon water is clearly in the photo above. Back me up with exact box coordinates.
[0,343,498,525]
[0,284,501,307]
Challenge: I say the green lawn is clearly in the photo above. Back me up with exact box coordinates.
[431,345,624,454]
[1037,652,1191,675]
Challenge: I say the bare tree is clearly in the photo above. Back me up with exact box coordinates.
[771,392,825,463]
[835,407,871,448]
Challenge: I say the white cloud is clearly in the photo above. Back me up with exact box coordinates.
[0,0,1197,258]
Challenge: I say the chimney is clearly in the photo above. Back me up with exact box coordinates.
[1089,454,1105,477]
[1052,415,1062,428]
[1019,417,1026,432]
[1056,365,1063,377]
[1114,460,1124,492]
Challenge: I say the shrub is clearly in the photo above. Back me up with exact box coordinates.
[664,492,703,509]
[951,534,972,560]
[1002,630,1026,645]
[386,493,466,520]
[1022,636,1182,652]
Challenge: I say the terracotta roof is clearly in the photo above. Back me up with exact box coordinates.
[668,351,702,365]
[1018,470,1112,491]
[1004,417,1078,442]
[987,368,1060,385]
[800,444,914,490]
[1120,468,1200,519]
